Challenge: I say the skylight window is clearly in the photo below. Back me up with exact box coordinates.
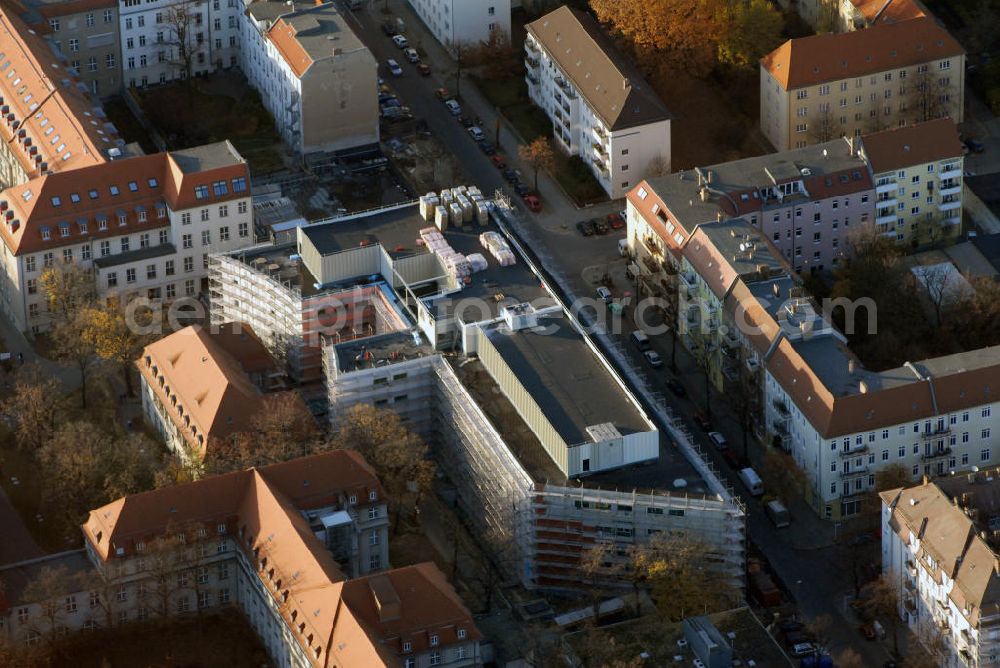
[88,190,98,200]
[50,196,60,206]
[70,193,80,203]
[109,185,119,196]
[22,190,32,202]
[128,181,138,192]
[147,178,158,188]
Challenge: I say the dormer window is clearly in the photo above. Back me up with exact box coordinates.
[217,523,226,534]
[368,490,377,501]
[40,226,50,240]
[430,635,439,647]
[88,190,98,200]
[148,178,158,188]
[403,641,412,653]
[58,222,69,237]
[128,181,138,192]
[458,629,466,639]
[109,185,119,196]
[349,495,357,505]
[50,196,60,206]
[70,193,80,203]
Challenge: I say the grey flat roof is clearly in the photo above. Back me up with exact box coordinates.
[278,4,367,64]
[300,206,427,259]
[483,314,650,446]
[169,141,245,173]
[697,218,787,278]
[334,332,434,373]
[94,242,176,269]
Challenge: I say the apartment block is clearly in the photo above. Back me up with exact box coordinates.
[241,0,378,156]
[0,141,253,333]
[138,323,303,463]
[210,191,745,594]
[858,118,965,246]
[406,0,510,54]
[881,474,1000,667]
[26,0,123,97]
[760,17,964,152]
[118,0,241,88]
[525,6,670,199]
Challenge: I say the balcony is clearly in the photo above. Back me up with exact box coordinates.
[722,329,739,350]
[525,72,539,86]
[875,195,897,207]
[938,167,962,180]
[920,425,950,439]
[525,56,539,70]
[840,464,868,478]
[876,181,899,194]
[839,444,869,458]
[922,446,952,461]
[906,560,917,576]
[525,39,539,54]
[592,125,607,142]
[939,200,961,212]
[773,400,790,419]
[944,216,961,226]
[939,184,962,197]
[591,141,607,158]
[679,272,696,289]
[876,213,898,226]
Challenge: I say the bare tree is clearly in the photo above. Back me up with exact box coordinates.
[22,565,80,654]
[907,69,952,124]
[860,575,901,656]
[809,106,841,143]
[164,0,204,84]
[914,264,955,329]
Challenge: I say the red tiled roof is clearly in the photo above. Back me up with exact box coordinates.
[861,118,964,174]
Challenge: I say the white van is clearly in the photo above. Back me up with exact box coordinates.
[738,467,764,496]
[765,499,790,528]
[618,238,629,257]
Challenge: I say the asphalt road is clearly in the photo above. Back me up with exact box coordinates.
[342,1,900,664]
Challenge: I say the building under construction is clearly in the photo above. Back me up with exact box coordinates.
[209,191,746,593]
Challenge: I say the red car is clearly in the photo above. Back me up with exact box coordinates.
[417,63,431,76]
[607,212,625,229]
[491,155,506,169]
[523,194,542,212]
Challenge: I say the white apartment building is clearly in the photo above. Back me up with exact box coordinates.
[881,475,1000,667]
[118,0,241,88]
[0,141,253,333]
[764,337,1000,519]
[858,118,965,245]
[406,0,510,54]
[525,6,670,199]
[240,1,378,156]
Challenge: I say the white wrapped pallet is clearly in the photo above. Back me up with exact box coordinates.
[435,206,448,230]
[420,196,439,221]
[475,202,489,225]
[454,185,468,197]
[460,199,473,223]
[449,202,463,225]
[467,186,481,199]
[496,249,516,267]
[466,253,489,273]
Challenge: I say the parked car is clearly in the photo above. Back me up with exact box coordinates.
[434,87,451,100]
[468,126,485,141]
[416,63,431,76]
[790,643,816,658]
[577,220,595,236]
[502,168,518,183]
[592,218,609,235]
[643,350,663,368]
[523,194,541,212]
[444,99,462,115]
[607,212,625,229]
[381,21,398,36]
[515,183,531,197]
[378,91,396,103]
[458,116,474,128]
[666,379,686,397]
[478,140,496,156]
[778,620,803,633]
[386,59,403,77]
[596,286,612,303]
[379,98,401,109]
[693,411,712,431]
[392,34,409,49]
[966,138,986,153]
[403,48,420,64]
[708,431,728,450]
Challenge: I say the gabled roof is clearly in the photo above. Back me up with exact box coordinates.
[137,323,300,458]
[848,0,925,25]
[81,451,475,668]
[526,6,670,131]
[860,118,964,174]
[761,17,963,90]
[0,7,120,176]
[0,140,248,255]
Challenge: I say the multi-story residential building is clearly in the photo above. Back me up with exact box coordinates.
[406,0,510,54]
[858,118,965,246]
[625,138,874,279]
[834,0,926,32]
[138,322,304,463]
[0,451,485,667]
[760,17,964,151]
[241,0,378,156]
[118,0,241,88]
[0,140,253,333]
[0,6,122,188]
[881,474,1000,667]
[524,6,670,199]
[210,191,746,594]
[24,0,123,97]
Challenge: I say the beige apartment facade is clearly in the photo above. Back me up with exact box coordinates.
[40,0,123,97]
[760,17,965,152]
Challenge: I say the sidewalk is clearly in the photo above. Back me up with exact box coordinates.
[0,313,80,390]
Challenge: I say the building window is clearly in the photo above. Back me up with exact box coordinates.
[369,554,381,570]
[238,222,249,238]
[107,272,117,288]
[201,209,210,222]
[983,449,992,462]
[182,234,192,249]
[184,257,194,273]
[201,230,211,246]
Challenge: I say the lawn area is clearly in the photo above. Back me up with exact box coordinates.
[52,610,271,668]
[137,77,284,175]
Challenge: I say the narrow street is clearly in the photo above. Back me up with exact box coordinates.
[356,0,902,662]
